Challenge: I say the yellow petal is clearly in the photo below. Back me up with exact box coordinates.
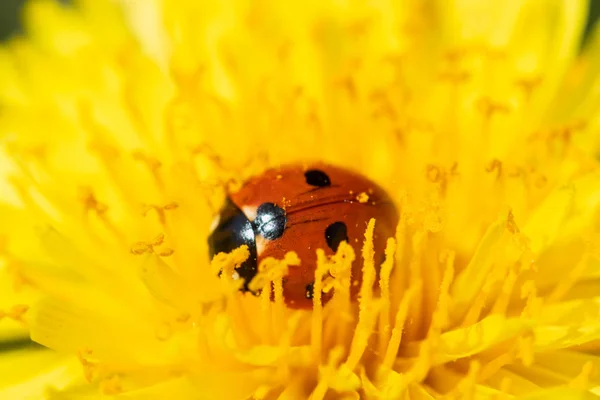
[450,217,512,320]
[435,315,533,365]
[505,0,589,125]
[547,13,600,135]
[534,297,600,351]
[523,184,574,255]
[535,350,600,387]
[0,347,79,399]
[29,296,182,367]
[519,387,598,400]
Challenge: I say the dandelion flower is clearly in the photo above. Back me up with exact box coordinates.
[1,0,600,398]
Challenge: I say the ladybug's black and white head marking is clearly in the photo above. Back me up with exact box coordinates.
[208,201,288,293]
[304,169,331,187]
[254,202,286,240]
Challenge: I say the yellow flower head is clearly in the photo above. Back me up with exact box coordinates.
[1,0,600,398]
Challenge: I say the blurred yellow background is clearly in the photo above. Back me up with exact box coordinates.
[1,0,600,42]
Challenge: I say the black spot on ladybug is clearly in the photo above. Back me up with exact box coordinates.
[254,202,287,240]
[208,198,258,292]
[305,282,314,299]
[305,169,331,187]
[325,221,349,252]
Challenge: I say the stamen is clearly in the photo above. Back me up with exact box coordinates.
[191,144,226,173]
[311,249,329,363]
[80,103,147,211]
[164,65,207,147]
[425,164,453,195]
[1,241,31,291]
[370,91,397,122]
[378,238,397,357]
[322,242,355,348]
[132,151,164,191]
[130,232,174,257]
[450,360,481,400]
[117,49,156,143]
[479,351,515,383]
[476,97,510,134]
[100,374,123,395]
[0,304,28,324]
[79,188,121,238]
[210,245,249,290]
[568,361,595,390]
[490,269,518,316]
[259,277,271,341]
[164,95,196,149]
[80,188,109,216]
[360,366,381,398]
[341,221,380,371]
[515,76,542,103]
[344,301,380,371]
[506,209,519,234]
[404,229,426,341]
[546,254,589,303]
[77,348,99,383]
[210,246,258,348]
[191,144,269,191]
[359,218,376,305]
[517,334,535,367]
[500,377,513,395]
[334,76,357,100]
[438,69,471,85]
[252,385,271,400]
[486,159,503,180]
[382,281,421,370]
[431,250,454,333]
[247,252,297,294]
[141,202,179,226]
[306,99,323,134]
[390,208,407,311]
[403,330,436,384]
[254,252,299,340]
[520,280,542,319]
[310,347,345,400]
[460,272,492,328]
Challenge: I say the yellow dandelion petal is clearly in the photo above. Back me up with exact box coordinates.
[0,348,80,399]
[1,0,600,398]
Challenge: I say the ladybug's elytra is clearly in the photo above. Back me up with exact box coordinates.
[208,163,399,309]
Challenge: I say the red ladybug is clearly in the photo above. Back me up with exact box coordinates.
[208,163,399,309]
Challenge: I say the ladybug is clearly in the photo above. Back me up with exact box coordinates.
[208,163,398,309]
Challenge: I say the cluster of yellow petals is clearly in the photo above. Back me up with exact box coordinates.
[1,0,600,399]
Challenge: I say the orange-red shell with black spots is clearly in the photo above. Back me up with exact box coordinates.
[208,163,399,309]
